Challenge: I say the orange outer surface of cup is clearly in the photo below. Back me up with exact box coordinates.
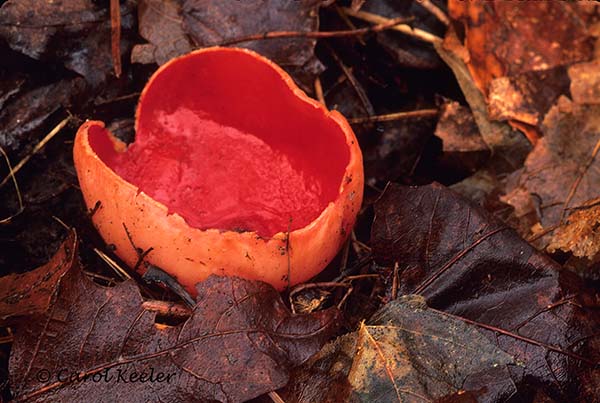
[73,47,364,294]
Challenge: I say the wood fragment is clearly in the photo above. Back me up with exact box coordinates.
[110,0,122,78]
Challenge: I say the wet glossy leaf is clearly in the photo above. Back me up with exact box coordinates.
[9,269,340,402]
[0,231,76,323]
[370,183,600,401]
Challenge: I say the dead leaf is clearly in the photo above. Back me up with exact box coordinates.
[131,0,193,66]
[359,0,444,69]
[548,200,600,261]
[0,231,76,323]
[9,268,340,402]
[370,182,600,401]
[0,0,136,87]
[0,78,85,159]
[448,0,593,94]
[434,100,490,180]
[502,96,600,240]
[281,295,515,403]
[435,30,530,171]
[487,67,570,128]
[132,0,325,87]
[569,59,600,105]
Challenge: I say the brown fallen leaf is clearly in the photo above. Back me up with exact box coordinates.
[448,0,593,94]
[569,59,600,105]
[370,183,600,401]
[502,96,600,241]
[434,100,490,180]
[133,0,325,88]
[0,0,136,87]
[487,67,570,129]
[548,201,600,259]
[131,0,193,66]
[9,265,340,402]
[281,295,515,403]
[0,231,76,324]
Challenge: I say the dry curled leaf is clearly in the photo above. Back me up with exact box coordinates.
[370,182,600,401]
[9,269,340,402]
[0,231,76,323]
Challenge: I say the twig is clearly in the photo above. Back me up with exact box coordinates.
[268,391,286,403]
[0,145,24,224]
[0,116,71,189]
[391,262,399,300]
[328,46,375,116]
[314,77,326,106]
[110,0,122,78]
[560,136,600,222]
[439,308,597,366]
[335,4,366,46]
[526,223,560,243]
[0,335,14,345]
[417,0,450,26]
[348,109,439,124]
[217,16,412,47]
[142,300,192,319]
[342,7,442,44]
[93,247,131,280]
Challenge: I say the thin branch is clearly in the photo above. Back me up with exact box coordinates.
[342,7,442,44]
[110,0,122,78]
[560,136,600,222]
[328,46,375,116]
[417,0,450,26]
[0,145,24,224]
[0,115,71,188]
[348,109,439,124]
[217,16,412,47]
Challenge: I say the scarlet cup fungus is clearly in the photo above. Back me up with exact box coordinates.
[74,47,363,293]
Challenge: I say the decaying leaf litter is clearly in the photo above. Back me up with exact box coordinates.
[0,0,599,402]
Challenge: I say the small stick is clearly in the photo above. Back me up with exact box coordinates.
[391,262,399,300]
[93,247,131,280]
[335,4,366,46]
[417,0,450,26]
[268,391,286,403]
[314,77,326,106]
[348,109,439,124]
[0,145,24,224]
[110,0,122,78]
[328,46,375,117]
[560,136,600,222]
[342,7,442,44]
[142,300,192,319]
[0,116,70,188]
[218,16,412,47]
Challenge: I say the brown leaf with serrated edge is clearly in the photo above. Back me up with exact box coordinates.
[9,267,340,403]
[281,295,515,403]
[370,183,600,402]
[502,96,600,241]
[0,231,76,324]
